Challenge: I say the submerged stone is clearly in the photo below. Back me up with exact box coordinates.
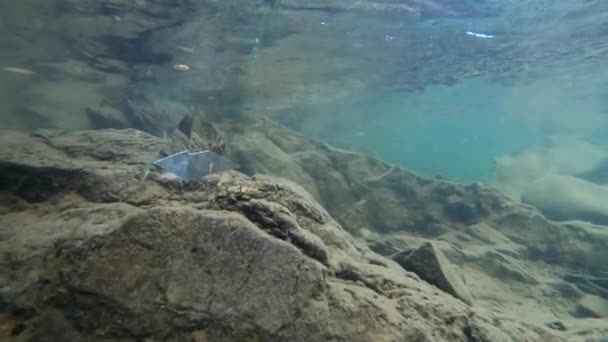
[572,294,608,318]
[393,242,473,305]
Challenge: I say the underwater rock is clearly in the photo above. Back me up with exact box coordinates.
[228,121,322,198]
[126,90,194,138]
[464,223,515,246]
[572,295,608,318]
[0,128,566,341]
[577,157,608,185]
[521,174,608,225]
[490,138,607,199]
[19,79,124,131]
[393,242,473,305]
[86,104,130,130]
[368,234,427,257]
[228,119,608,274]
[545,321,567,332]
[478,250,539,285]
[547,281,585,300]
[561,270,608,299]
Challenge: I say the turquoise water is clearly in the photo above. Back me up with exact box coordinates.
[279,79,544,183]
[268,1,608,184]
[2,1,608,197]
[344,80,543,182]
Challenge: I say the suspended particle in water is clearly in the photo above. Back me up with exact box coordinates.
[1,66,36,75]
[173,64,191,71]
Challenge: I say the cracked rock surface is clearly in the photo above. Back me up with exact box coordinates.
[0,128,565,341]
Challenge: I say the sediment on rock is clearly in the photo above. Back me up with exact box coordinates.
[0,129,568,341]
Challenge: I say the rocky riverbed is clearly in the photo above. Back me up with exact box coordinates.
[2,1,608,341]
[1,124,608,341]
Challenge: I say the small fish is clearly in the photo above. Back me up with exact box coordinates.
[466,31,494,39]
[175,46,195,54]
[1,67,36,75]
[152,150,239,180]
[173,64,190,71]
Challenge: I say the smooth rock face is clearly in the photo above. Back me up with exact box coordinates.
[393,242,473,305]
[521,174,608,225]
[490,138,607,200]
[490,138,608,225]
[0,128,566,341]
[572,295,608,318]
